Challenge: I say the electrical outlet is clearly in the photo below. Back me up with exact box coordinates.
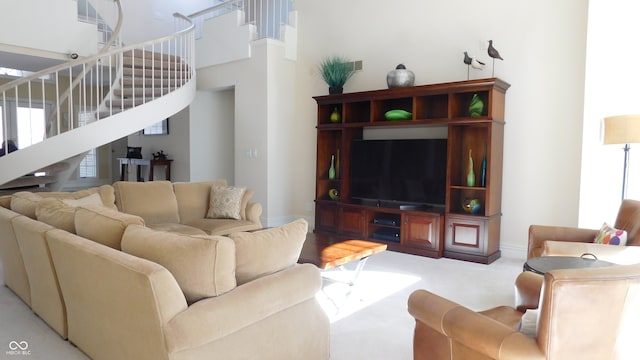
[354,60,363,71]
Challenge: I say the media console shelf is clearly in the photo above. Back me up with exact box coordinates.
[313,78,510,264]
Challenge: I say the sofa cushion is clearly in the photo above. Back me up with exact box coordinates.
[184,218,262,236]
[114,181,180,224]
[173,180,227,224]
[121,225,237,303]
[75,204,145,250]
[0,195,11,209]
[36,198,77,233]
[228,219,308,285]
[10,186,116,219]
[10,192,43,218]
[594,222,627,246]
[148,223,207,236]
[207,186,246,220]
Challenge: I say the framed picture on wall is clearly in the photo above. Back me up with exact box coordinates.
[143,118,169,135]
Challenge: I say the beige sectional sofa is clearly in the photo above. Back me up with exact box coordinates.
[0,181,330,359]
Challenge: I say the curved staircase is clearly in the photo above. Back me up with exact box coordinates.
[0,5,196,192]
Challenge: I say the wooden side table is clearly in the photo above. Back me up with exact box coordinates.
[149,159,173,181]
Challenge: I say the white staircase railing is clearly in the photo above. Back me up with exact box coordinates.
[0,9,195,187]
[190,0,294,40]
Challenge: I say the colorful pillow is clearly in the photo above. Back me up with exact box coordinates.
[593,222,627,246]
[206,186,246,220]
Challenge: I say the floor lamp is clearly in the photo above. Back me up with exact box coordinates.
[603,114,640,201]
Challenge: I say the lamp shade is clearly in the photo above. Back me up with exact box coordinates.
[603,114,640,145]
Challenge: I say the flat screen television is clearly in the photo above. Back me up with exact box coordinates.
[349,138,448,207]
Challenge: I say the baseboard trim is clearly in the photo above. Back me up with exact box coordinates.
[499,243,527,261]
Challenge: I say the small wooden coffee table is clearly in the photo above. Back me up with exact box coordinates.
[299,232,387,286]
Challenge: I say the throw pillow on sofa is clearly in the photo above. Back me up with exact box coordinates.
[228,218,308,285]
[36,194,105,234]
[35,198,78,233]
[206,186,246,220]
[121,225,237,303]
[75,204,145,250]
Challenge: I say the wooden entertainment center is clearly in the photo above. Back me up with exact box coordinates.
[313,78,510,264]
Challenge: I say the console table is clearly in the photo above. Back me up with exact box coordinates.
[118,158,173,182]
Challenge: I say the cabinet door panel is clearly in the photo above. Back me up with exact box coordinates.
[339,207,366,236]
[445,216,486,255]
[403,214,441,251]
[315,204,338,232]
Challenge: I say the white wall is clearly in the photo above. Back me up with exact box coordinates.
[189,89,235,182]
[127,106,191,182]
[292,0,589,257]
[579,0,640,227]
[0,0,98,58]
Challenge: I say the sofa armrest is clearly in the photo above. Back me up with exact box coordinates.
[528,225,598,259]
[515,271,544,311]
[542,240,640,265]
[408,290,543,360]
[245,202,262,224]
[164,263,322,353]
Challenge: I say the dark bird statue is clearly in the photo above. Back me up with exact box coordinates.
[487,40,503,60]
[463,51,472,65]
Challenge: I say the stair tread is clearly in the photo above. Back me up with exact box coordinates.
[0,175,57,190]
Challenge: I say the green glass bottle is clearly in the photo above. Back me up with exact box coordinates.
[466,149,475,187]
[329,155,336,180]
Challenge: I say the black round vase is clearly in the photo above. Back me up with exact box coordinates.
[329,86,343,95]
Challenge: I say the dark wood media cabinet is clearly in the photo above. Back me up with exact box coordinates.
[313,78,510,264]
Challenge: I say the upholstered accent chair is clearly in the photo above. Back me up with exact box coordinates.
[408,263,640,360]
[528,199,640,264]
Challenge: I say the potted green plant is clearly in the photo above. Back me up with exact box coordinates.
[318,56,356,94]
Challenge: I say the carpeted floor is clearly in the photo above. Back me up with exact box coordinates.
[0,251,524,359]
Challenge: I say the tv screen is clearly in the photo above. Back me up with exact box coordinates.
[350,139,447,206]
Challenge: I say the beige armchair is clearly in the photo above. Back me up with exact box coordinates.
[408,263,640,360]
[528,199,640,263]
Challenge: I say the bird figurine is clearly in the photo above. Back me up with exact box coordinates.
[487,40,503,60]
[463,51,472,65]
[487,40,503,76]
[463,51,485,79]
[471,57,485,70]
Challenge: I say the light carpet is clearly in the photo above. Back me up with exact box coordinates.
[0,251,524,359]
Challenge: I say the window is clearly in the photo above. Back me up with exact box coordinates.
[143,118,169,135]
[77,110,97,177]
[16,106,45,147]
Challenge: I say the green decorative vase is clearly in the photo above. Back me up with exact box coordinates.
[328,155,336,180]
[468,93,484,117]
[330,107,341,123]
[466,149,475,187]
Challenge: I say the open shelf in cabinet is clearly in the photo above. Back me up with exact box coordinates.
[344,101,370,124]
[371,97,413,122]
[415,94,448,120]
[450,91,490,119]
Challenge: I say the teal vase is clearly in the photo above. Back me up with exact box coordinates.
[480,144,487,187]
